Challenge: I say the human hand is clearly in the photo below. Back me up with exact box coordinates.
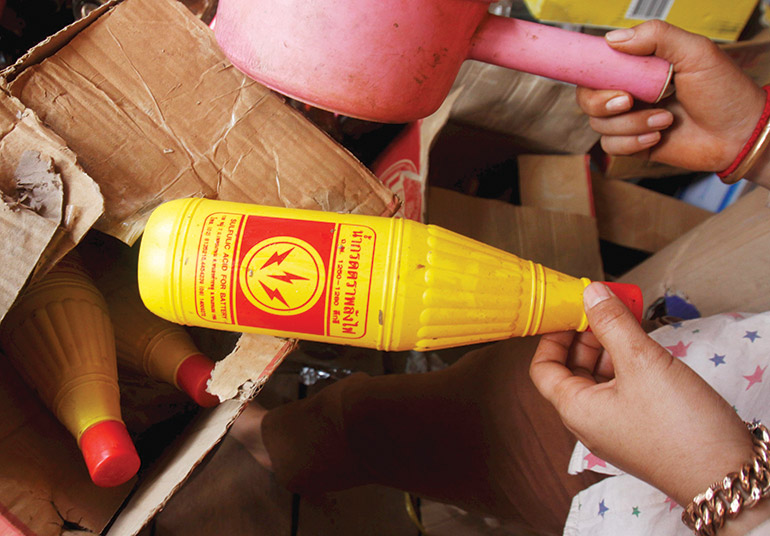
[529,282,754,507]
[577,21,766,174]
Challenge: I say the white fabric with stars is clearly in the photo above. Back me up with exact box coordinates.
[563,312,770,536]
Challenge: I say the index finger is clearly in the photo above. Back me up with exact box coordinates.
[576,87,634,118]
[530,332,596,410]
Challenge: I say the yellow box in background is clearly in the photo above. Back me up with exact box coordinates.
[523,0,759,42]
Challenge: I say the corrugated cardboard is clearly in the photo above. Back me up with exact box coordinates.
[449,62,600,155]
[518,154,595,217]
[3,0,397,245]
[0,0,400,534]
[621,188,770,316]
[602,155,689,181]
[592,171,713,253]
[523,0,758,42]
[428,187,603,281]
[0,90,103,324]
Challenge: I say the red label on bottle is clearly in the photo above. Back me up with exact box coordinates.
[195,213,376,338]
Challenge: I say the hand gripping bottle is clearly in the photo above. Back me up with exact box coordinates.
[0,253,140,487]
[102,281,219,407]
[138,198,643,352]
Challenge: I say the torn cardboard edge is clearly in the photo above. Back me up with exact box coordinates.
[0,91,104,324]
[106,337,295,536]
[6,151,64,221]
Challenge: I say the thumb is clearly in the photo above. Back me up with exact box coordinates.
[604,20,721,72]
[583,282,668,374]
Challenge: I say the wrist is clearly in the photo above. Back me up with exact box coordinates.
[720,86,770,185]
[719,499,770,536]
[669,434,755,508]
[642,413,756,508]
[681,422,770,536]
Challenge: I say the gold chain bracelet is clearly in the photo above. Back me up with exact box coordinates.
[682,422,770,535]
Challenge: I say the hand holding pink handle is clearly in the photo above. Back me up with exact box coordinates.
[470,16,673,104]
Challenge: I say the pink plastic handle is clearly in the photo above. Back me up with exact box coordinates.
[469,16,673,103]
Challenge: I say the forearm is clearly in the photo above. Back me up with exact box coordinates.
[262,338,605,532]
[652,423,770,536]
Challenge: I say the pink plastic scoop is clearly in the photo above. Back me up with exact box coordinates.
[214,0,673,123]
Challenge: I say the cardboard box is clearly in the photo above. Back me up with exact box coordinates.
[517,154,595,217]
[449,62,600,155]
[0,0,399,534]
[620,188,770,317]
[591,171,712,253]
[602,155,689,181]
[523,0,759,42]
[0,91,103,324]
[428,187,603,281]
[3,1,397,245]
[517,154,711,255]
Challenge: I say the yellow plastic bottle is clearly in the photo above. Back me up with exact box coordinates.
[138,198,642,352]
[102,281,220,407]
[0,253,140,487]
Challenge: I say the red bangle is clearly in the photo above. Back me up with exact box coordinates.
[718,85,770,179]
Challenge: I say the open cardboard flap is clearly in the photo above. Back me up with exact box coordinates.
[0,0,400,534]
[449,61,600,155]
[591,170,713,254]
[0,89,103,324]
[428,187,603,281]
[3,0,398,245]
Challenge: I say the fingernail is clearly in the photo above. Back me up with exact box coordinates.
[647,111,673,128]
[606,95,631,112]
[606,28,635,43]
[584,283,612,309]
[638,132,661,145]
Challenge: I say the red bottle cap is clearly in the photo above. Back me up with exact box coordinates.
[176,353,220,408]
[80,420,141,487]
[603,282,644,324]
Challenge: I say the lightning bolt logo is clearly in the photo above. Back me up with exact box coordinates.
[261,248,294,269]
[259,281,289,307]
[241,237,325,316]
[270,271,308,284]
